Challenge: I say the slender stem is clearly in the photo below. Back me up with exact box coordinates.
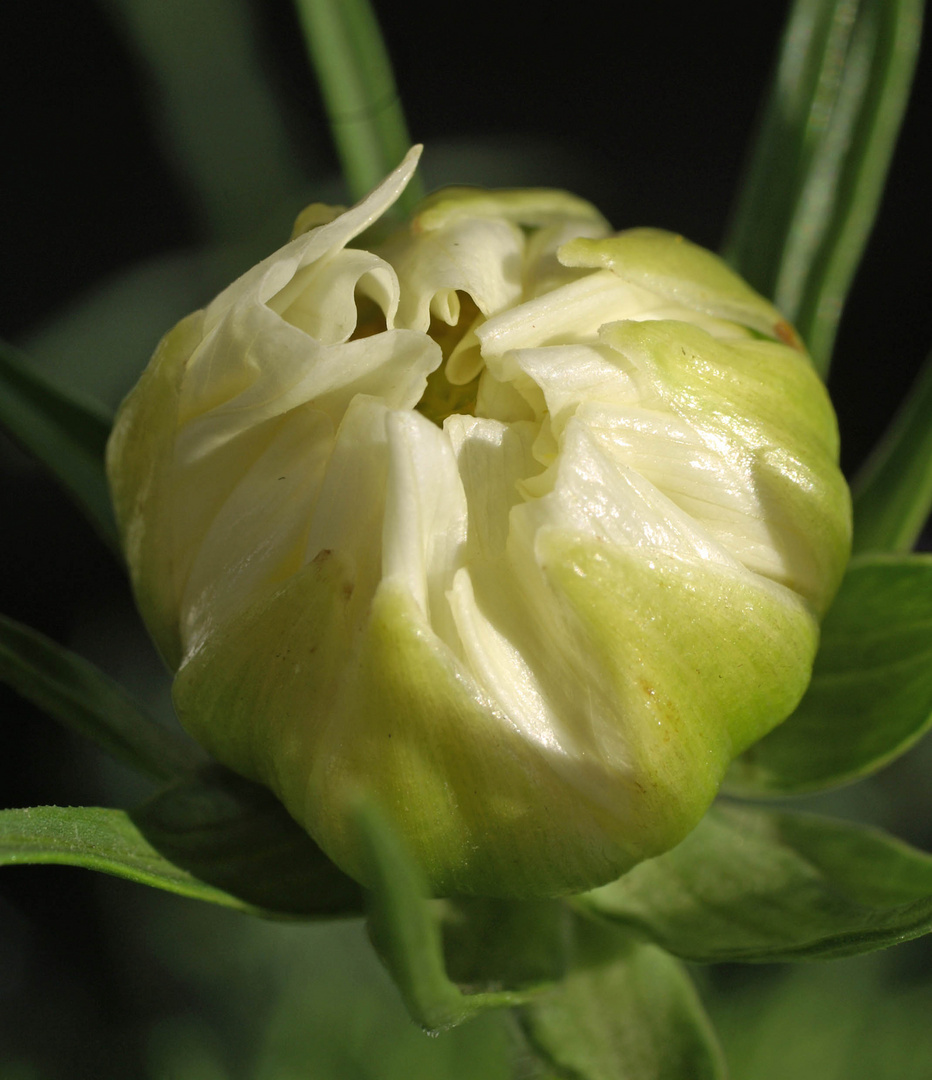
[293,0,423,214]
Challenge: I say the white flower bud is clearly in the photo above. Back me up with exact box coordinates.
[107,147,850,897]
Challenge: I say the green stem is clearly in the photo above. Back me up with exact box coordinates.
[293,0,422,213]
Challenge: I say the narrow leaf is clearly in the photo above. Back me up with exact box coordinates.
[851,349,932,554]
[578,803,932,963]
[354,800,540,1032]
[131,768,364,917]
[0,612,202,783]
[519,917,726,1080]
[0,804,255,912]
[0,339,117,549]
[292,0,421,211]
[100,0,308,243]
[725,555,932,796]
[723,0,923,374]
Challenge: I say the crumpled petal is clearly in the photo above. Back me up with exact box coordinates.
[108,148,851,898]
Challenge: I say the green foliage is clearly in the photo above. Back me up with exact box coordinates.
[0,805,249,911]
[0,340,116,550]
[519,919,727,1080]
[723,0,923,374]
[578,803,932,962]
[292,0,420,211]
[726,555,932,795]
[852,350,932,554]
[0,613,201,783]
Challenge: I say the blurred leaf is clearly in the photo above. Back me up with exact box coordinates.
[132,767,364,918]
[578,803,932,962]
[0,338,117,549]
[440,897,570,994]
[710,953,932,1080]
[723,0,923,374]
[23,249,249,411]
[354,800,542,1032]
[519,917,726,1080]
[0,804,256,912]
[0,612,202,783]
[292,0,420,211]
[99,0,310,242]
[726,554,932,795]
[851,349,932,554]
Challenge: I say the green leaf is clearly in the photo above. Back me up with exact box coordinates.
[353,800,543,1032]
[851,349,932,554]
[439,898,570,995]
[292,0,421,212]
[723,0,923,374]
[99,0,309,243]
[0,612,202,783]
[578,803,932,963]
[519,917,726,1080]
[131,768,365,917]
[1,774,366,919]
[0,339,117,550]
[0,804,256,912]
[725,555,932,796]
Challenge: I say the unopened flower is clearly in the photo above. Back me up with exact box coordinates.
[107,146,850,898]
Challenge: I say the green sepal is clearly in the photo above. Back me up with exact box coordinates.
[518,916,726,1080]
[354,800,548,1032]
[131,767,364,917]
[577,802,932,963]
[439,897,570,995]
[726,554,932,796]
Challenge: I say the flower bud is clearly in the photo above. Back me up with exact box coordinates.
[107,147,850,898]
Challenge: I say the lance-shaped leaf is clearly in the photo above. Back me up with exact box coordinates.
[0,339,117,549]
[851,349,932,554]
[725,554,932,796]
[0,804,253,912]
[518,917,726,1080]
[577,803,932,963]
[1,774,365,919]
[723,0,923,375]
[354,800,547,1032]
[0,613,202,783]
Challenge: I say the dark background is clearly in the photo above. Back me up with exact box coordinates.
[1,1,931,1076]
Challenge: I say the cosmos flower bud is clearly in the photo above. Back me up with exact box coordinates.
[107,146,850,898]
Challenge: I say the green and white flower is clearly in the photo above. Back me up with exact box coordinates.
[107,146,850,898]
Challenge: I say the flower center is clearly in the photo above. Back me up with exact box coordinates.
[415,293,483,426]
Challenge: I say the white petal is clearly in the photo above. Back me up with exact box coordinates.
[179,404,333,654]
[305,395,392,612]
[514,417,740,568]
[382,217,525,331]
[381,411,468,634]
[202,146,422,330]
[266,248,399,344]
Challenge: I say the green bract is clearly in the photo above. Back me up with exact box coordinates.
[106,146,851,898]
